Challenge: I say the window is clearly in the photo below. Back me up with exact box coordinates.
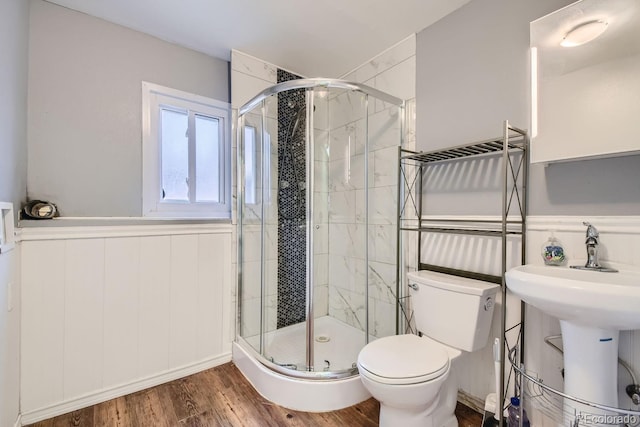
[242,125,271,206]
[243,126,257,204]
[142,82,231,218]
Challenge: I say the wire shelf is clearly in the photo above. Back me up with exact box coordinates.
[400,128,526,164]
[397,121,529,419]
[508,346,640,426]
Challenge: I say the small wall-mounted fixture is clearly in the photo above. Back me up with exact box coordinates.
[21,200,57,220]
[0,202,15,254]
[561,20,608,47]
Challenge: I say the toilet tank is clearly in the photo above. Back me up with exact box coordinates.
[407,270,499,352]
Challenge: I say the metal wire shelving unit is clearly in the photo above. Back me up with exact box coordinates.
[396,120,528,422]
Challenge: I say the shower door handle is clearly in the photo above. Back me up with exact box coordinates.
[408,283,419,291]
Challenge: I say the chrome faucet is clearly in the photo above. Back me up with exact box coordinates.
[584,222,600,269]
[570,222,618,272]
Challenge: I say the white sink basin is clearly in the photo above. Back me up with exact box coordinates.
[506,263,640,330]
[506,262,640,411]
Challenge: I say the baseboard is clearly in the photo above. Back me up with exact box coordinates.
[14,413,22,427]
[458,390,484,414]
[20,353,232,425]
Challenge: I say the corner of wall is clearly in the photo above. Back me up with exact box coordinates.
[0,0,29,424]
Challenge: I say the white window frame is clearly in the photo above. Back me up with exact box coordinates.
[142,81,231,218]
[0,202,15,254]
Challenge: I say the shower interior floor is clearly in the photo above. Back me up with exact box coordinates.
[245,315,367,373]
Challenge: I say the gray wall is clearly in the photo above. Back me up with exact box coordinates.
[416,0,640,216]
[27,0,230,217]
[0,0,28,425]
[1,0,29,210]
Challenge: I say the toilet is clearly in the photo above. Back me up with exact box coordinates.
[357,270,499,427]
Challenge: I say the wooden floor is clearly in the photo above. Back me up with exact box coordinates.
[26,362,483,427]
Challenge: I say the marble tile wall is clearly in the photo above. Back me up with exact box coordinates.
[231,50,277,110]
[232,36,416,342]
[231,51,279,343]
[326,89,369,331]
[313,93,330,318]
[331,35,416,338]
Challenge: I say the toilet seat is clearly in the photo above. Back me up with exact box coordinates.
[357,334,450,385]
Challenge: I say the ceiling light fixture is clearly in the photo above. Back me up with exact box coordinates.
[561,20,608,47]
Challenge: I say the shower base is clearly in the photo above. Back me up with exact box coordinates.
[233,316,371,411]
[244,316,365,372]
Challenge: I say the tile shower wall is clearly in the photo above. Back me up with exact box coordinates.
[235,101,280,339]
[276,69,307,328]
[326,89,369,332]
[231,38,415,340]
[333,35,416,338]
[231,51,278,341]
[232,53,322,338]
[313,95,330,318]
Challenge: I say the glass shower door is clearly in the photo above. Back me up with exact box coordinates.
[262,89,309,371]
[238,80,403,379]
[318,87,369,374]
[238,103,265,354]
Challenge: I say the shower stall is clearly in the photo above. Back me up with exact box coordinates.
[234,78,404,410]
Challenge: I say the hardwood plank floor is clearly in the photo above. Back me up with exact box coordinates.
[26,362,482,426]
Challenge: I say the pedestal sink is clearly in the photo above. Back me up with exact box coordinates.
[506,263,640,420]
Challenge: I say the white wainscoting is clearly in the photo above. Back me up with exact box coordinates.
[20,223,233,424]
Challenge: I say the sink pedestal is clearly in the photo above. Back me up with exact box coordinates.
[505,263,640,425]
[561,321,619,423]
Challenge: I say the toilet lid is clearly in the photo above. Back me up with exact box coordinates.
[358,334,449,385]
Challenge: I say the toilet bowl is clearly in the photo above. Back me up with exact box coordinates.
[357,270,500,427]
[358,333,461,427]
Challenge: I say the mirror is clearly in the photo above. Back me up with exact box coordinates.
[530,0,640,163]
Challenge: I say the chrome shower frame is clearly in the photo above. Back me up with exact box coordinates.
[236,78,404,380]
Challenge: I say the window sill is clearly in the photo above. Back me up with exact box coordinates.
[19,216,232,228]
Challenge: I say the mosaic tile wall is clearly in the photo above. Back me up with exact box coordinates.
[276,69,307,328]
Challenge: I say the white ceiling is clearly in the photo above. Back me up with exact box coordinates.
[44,0,471,78]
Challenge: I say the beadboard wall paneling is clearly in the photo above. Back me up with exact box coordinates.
[138,236,172,377]
[20,224,233,424]
[21,240,65,411]
[64,239,106,399]
[104,237,140,388]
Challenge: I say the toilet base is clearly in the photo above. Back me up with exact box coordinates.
[374,364,460,427]
[379,401,458,427]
